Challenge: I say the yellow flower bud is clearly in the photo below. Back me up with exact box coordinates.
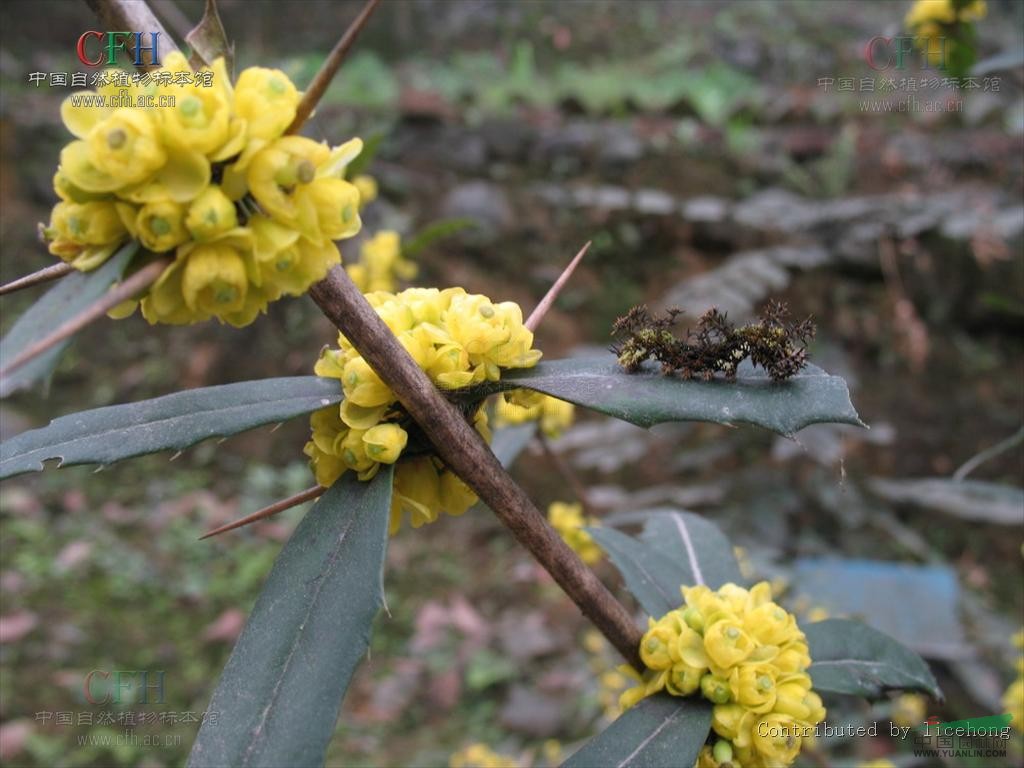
[353,174,378,209]
[136,200,188,252]
[666,663,703,696]
[362,423,407,465]
[702,674,732,705]
[186,186,238,241]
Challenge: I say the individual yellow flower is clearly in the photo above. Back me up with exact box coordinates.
[353,173,378,209]
[891,693,927,728]
[547,501,602,564]
[86,109,166,187]
[42,200,127,269]
[704,619,756,672]
[751,713,804,766]
[493,392,575,438]
[181,242,249,317]
[159,63,234,158]
[186,186,238,241]
[346,230,417,293]
[136,200,188,253]
[232,66,301,145]
[731,663,778,714]
[362,424,408,465]
[905,0,957,27]
[249,215,340,298]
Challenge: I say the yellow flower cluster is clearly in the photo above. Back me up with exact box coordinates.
[548,502,602,564]
[307,287,542,533]
[906,0,986,28]
[448,743,518,768]
[905,0,987,67]
[1004,630,1024,733]
[346,230,418,293]
[583,630,631,720]
[493,391,575,438]
[622,582,825,768]
[42,52,363,326]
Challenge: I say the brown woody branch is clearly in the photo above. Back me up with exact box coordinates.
[310,269,643,667]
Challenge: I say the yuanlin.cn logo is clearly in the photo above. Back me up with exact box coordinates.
[77,31,161,67]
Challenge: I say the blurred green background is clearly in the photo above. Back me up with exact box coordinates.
[1,1,1022,766]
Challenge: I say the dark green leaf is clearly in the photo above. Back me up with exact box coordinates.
[188,469,393,768]
[637,509,743,590]
[564,695,711,768]
[0,242,137,398]
[592,510,742,617]
[588,527,689,617]
[806,619,942,700]
[487,358,864,436]
[0,376,342,480]
[185,0,233,72]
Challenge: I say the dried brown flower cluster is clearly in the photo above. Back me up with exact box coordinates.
[612,301,815,381]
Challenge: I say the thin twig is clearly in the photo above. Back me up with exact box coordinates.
[285,0,382,135]
[0,258,169,379]
[310,267,644,669]
[525,241,590,332]
[537,433,598,520]
[0,262,75,296]
[200,485,326,540]
[953,426,1024,482]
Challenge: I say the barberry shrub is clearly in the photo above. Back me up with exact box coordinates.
[0,3,942,767]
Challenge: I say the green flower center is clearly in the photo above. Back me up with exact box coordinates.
[757,675,773,691]
[149,217,171,236]
[268,77,286,95]
[725,627,740,641]
[213,283,237,304]
[479,305,495,319]
[180,96,202,118]
[296,160,315,184]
